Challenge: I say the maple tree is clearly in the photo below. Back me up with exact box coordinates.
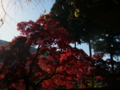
[0,14,96,90]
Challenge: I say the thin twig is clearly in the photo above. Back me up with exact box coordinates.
[1,0,16,22]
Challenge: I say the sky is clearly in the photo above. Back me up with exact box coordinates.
[0,0,110,60]
[0,0,55,41]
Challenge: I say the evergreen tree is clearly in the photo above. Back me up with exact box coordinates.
[91,28,120,88]
[50,2,106,57]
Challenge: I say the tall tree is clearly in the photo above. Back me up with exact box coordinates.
[91,28,120,88]
[0,14,95,90]
[50,2,106,57]
[55,0,120,33]
[91,28,120,59]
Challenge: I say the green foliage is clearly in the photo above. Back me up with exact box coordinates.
[91,29,120,57]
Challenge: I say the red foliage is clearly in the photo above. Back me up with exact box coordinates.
[0,14,95,90]
[95,76,104,80]
[92,54,104,60]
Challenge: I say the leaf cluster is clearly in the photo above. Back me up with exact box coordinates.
[0,14,95,90]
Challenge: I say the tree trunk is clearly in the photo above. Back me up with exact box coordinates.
[110,52,115,89]
[75,42,76,48]
[24,75,30,90]
[88,39,94,88]
[75,80,78,89]
[88,39,92,57]
[91,74,94,88]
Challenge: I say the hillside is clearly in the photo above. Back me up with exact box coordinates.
[0,39,8,45]
[0,39,37,53]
